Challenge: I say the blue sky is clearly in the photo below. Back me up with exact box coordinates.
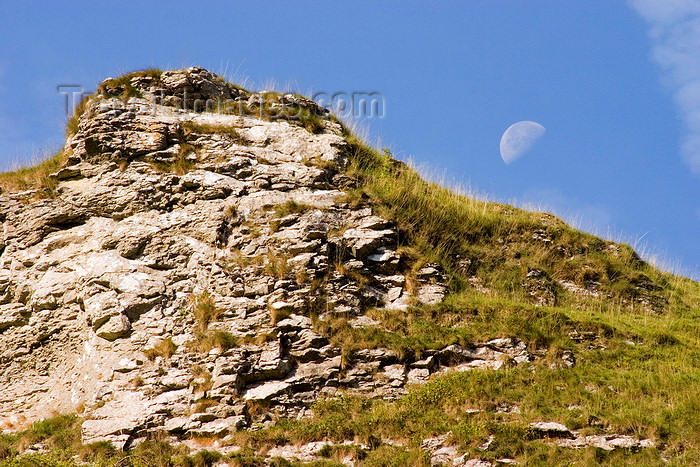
[0,1,698,279]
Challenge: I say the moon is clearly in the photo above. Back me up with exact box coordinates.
[499,121,546,164]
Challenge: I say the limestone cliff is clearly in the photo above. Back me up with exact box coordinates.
[0,68,523,447]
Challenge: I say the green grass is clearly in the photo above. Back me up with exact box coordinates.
[301,281,698,463]
[226,321,698,464]
[0,416,226,466]
[339,136,696,315]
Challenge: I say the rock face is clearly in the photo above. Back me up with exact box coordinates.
[0,68,530,447]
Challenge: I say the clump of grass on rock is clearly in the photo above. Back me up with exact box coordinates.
[188,292,239,353]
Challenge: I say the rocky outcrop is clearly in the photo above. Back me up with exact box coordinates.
[420,424,655,467]
[0,68,540,449]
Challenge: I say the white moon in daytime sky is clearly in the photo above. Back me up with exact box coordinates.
[499,121,546,164]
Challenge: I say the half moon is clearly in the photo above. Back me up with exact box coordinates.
[499,121,546,164]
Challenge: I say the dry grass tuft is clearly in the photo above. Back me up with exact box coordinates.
[187,292,240,353]
[0,149,67,196]
[181,121,250,145]
[143,337,178,361]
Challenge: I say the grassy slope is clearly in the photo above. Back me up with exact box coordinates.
[0,72,698,466]
[0,149,66,196]
[236,136,699,466]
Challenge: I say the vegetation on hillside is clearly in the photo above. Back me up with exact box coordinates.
[0,149,66,196]
[340,135,693,314]
[295,133,699,465]
[0,415,227,466]
[0,70,698,465]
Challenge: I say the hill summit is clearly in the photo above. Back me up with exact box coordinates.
[0,67,697,466]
